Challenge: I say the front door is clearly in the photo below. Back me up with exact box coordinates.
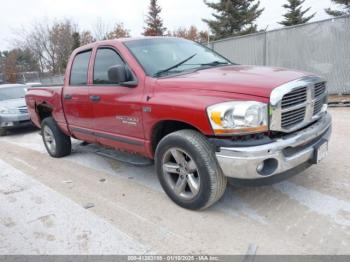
[89,47,145,153]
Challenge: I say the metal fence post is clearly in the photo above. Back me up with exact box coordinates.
[263,26,269,66]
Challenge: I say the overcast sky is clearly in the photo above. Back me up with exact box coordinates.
[0,0,338,50]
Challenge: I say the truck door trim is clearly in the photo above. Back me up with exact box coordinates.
[71,127,143,146]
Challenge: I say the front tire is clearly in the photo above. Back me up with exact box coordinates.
[41,117,71,158]
[155,130,227,210]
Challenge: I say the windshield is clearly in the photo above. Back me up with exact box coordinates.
[0,86,27,101]
[124,38,231,77]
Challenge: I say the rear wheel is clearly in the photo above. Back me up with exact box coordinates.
[155,130,227,210]
[41,117,71,158]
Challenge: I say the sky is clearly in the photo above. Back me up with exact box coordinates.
[0,0,339,50]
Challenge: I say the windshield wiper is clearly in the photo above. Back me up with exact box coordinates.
[200,61,230,67]
[154,53,197,77]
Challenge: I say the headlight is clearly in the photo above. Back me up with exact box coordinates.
[207,101,268,135]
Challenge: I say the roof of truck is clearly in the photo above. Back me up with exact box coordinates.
[120,36,179,42]
[75,36,184,52]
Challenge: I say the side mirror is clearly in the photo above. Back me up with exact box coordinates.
[107,65,138,87]
[108,65,128,83]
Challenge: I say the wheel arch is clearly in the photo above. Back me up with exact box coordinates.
[150,119,203,154]
[35,102,53,123]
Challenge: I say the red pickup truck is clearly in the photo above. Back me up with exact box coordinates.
[26,37,332,210]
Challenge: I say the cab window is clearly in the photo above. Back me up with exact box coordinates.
[93,48,125,84]
[70,50,92,86]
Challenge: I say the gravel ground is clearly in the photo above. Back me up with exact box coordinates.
[0,107,349,255]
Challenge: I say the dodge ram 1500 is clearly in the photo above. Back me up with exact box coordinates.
[25,37,332,210]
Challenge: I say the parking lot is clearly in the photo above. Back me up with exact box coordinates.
[0,107,349,255]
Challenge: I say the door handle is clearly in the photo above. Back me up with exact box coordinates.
[90,95,101,102]
[64,94,72,100]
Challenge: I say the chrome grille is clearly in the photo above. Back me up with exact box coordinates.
[270,76,328,133]
[313,96,326,115]
[281,86,307,109]
[314,82,326,98]
[281,107,306,128]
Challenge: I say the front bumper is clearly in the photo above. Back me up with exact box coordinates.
[0,113,31,129]
[216,113,332,179]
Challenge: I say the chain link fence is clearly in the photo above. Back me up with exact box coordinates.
[210,15,350,95]
[0,72,64,86]
[40,74,64,85]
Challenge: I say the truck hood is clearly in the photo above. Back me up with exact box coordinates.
[0,98,26,109]
[156,65,312,98]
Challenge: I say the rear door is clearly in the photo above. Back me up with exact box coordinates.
[63,50,95,142]
[89,47,145,154]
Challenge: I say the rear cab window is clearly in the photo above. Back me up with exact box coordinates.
[70,50,92,86]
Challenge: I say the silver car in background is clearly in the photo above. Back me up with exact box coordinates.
[0,84,32,136]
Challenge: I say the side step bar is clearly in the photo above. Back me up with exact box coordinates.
[96,148,153,167]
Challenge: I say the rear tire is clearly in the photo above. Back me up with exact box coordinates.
[155,130,227,210]
[41,117,71,158]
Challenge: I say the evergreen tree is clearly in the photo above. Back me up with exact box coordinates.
[72,32,81,51]
[325,0,350,16]
[279,0,315,26]
[202,0,264,40]
[143,0,167,36]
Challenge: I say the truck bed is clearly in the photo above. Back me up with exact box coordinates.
[25,85,64,128]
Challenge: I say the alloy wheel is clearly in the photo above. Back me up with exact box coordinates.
[43,126,56,154]
[162,148,201,200]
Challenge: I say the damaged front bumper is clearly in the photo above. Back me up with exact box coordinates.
[216,113,332,179]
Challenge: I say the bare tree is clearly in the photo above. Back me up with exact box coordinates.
[14,19,78,74]
[15,22,48,73]
[50,20,78,73]
[92,18,111,40]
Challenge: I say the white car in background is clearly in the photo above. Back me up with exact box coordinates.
[0,84,32,136]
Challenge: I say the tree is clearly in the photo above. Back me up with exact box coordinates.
[15,19,78,74]
[92,18,111,40]
[72,32,81,51]
[4,51,18,83]
[106,23,131,39]
[143,0,167,36]
[0,48,40,82]
[80,31,95,45]
[49,20,78,73]
[279,0,316,26]
[325,0,350,16]
[172,25,209,44]
[0,51,6,73]
[203,0,264,40]
[13,48,39,72]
